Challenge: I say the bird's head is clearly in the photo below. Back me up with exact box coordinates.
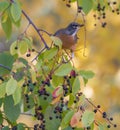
[66,22,84,35]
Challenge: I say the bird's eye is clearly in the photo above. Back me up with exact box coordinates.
[72,24,77,29]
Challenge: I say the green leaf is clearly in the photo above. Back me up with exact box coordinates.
[6,78,18,96]
[78,0,93,14]
[1,11,8,23]
[0,52,15,75]
[18,57,28,66]
[90,122,94,130]
[74,128,84,130]
[55,62,72,76]
[4,96,20,122]
[68,94,75,107]
[12,61,26,70]
[9,11,21,27]
[38,94,52,112]
[52,75,64,87]
[2,126,9,130]
[43,47,58,60]
[72,77,80,94]
[17,123,25,130]
[0,82,6,98]
[51,36,62,49]
[18,40,28,55]
[63,126,73,130]
[98,124,108,130]
[71,0,77,2]
[0,111,3,124]
[1,12,12,39]
[0,1,9,12]
[23,37,33,49]
[61,110,74,129]
[81,111,95,127]
[79,94,85,104]
[24,94,35,111]
[0,98,3,107]
[10,41,18,55]
[13,86,21,105]
[10,1,21,22]
[45,106,60,130]
[12,17,21,27]
[79,70,95,79]
[29,69,37,83]
[83,78,88,85]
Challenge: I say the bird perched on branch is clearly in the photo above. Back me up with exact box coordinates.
[54,22,84,52]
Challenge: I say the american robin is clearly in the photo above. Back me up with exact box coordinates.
[54,22,84,51]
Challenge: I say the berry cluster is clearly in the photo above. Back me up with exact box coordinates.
[108,1,120,14]
[0,61,117,130]
[33,69,117,129]
[92,104,117,129]
[34,106,46,130]
[25,49,35,57]
[62,0,120,28]
[23,79,37,92]
[79,97,117,130]
[93,3,107,28]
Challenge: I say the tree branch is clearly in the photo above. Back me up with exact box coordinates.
[10,0,49,49]
[31,47,46,62]
[21,10,49,49]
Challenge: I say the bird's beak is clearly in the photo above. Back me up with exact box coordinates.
[77,24,84,30]
[79,24,84,27]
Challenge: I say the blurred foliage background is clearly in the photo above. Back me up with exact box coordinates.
[0,0,120,129]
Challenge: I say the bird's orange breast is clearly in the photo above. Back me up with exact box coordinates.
[56,33,76,50]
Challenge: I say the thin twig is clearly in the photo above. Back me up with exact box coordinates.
[76,0,87,57]
[17,23,30,40]
[20,112,33,117]
[31,47,46,62]
[21,10,49,49]
[85,98,114,126]
[22,23,30,35]
[10,0,49,49]
[0,64,11,71]
[80,12,87,57]
[39,29,52,36]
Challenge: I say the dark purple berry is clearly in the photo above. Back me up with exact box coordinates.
[87,126,91,130]
[113,1,117,4]
[66,4,71,7]
[22,83,26,87]
[110,117,113,121]
[93,109,97,113]
[0,77,4,81]
[107,125,111,128]
[27,105,30,108]
[15,46,18,50]
[102,112,107,118]
[32,48,35,52]
[97,105,101,108]
[26,53,31,57]
[49,116,52,120]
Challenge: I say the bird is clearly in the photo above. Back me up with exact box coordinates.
[54,22,84,52]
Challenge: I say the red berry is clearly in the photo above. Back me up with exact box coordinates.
[70,70,76,77]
